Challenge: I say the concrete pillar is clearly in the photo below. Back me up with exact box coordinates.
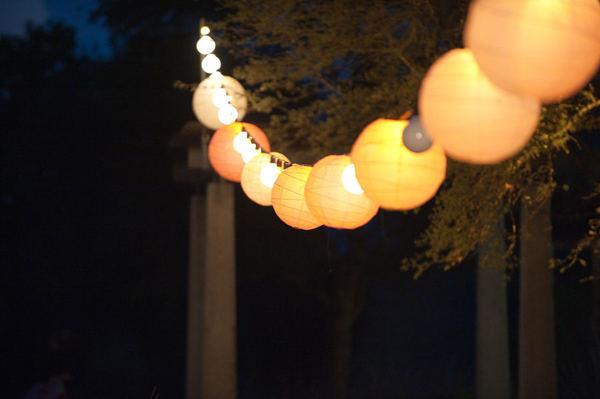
[477,217,511,399]
[202,181,237,399]
[186,193,207,399]
[519,197,556,399]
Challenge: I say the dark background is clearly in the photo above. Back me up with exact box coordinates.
[1,1,599,398]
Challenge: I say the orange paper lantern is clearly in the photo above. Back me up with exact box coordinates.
[208,122,271,182]
[464,0,600,103]
[271,165,322,230]
[305,155,378,230]
[418,49,541,164]
[351,119,446,210]
[241,152,290,206]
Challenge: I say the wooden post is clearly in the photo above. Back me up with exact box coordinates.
[519,196,557,399]
[476,217,511,399]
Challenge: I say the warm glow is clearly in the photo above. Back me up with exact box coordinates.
[271,165,322,230]
[212,88,230,108]
[259,163,281,188]
[341,164,364,195]
[418,49,541,164]
[233,131,249,153]
[200,26,211,35]
[241,152,290,206]
[217,104,239,125]
[208,122,271,182]
[201,53,221,74]
[305,155,378,230]
[192,75,247,130]
[464,0,600,103]
[196,35,216,55]
[210,71,224,84]
[351,118,446,210]
[241,147,261,163]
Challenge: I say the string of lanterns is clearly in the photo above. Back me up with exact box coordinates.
[192,0,600,231]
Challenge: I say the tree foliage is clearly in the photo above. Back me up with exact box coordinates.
[217,0,600,274]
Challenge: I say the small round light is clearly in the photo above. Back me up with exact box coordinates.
[241,147,260,163]
[210,71,224,84]
[196,35,216,55]
[233,131,249,154]
[201,54,221,74]
[233,130,261,163]
[403,115,433,153]
[259,163,281,188]
[217,104,238,125]
[341,164,364,195]
[200,26,211,36]
[212,88,229,108]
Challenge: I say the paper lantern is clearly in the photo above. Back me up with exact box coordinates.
[305,155,378,230]
[196,35,216,55]
[271,165,323,230]
[351,118,446,210]
[192,75,248,130]
[208,122,271,182]
[464,0,600,103]
[241,152,290,206]
[418,49,541,164]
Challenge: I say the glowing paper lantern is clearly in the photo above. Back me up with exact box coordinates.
[192,75,248,130]
[351,118,446,210]
[208,122,271,182]
[305,155,378,230]
[464,0,600,103]
[201,53,221,74]
[241,152,290,206]
[418,49,541,164]
[271,165,322,230]
[196,35,216,55]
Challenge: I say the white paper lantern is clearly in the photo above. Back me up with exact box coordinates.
[201,54,221,74]
[196,35,216,55]
[192,75,248,130]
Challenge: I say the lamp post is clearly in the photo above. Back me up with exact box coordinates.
[171,19,237,399]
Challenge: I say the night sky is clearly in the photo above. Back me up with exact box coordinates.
[0,0,111,58]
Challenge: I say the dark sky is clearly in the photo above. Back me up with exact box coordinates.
[0,0,111,58]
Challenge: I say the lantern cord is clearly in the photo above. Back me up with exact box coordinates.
[241,123,294,169]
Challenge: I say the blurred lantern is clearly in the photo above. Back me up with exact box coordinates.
[196,35,216,55]
[201,53,221,74]
[217,104,239,125]
[192,75,247,130]
[351,118,446,210]
[200,26,211,35]
[305,155,378,230]
[271,165,322,230]
[464,0,600,103]
[241,152,290,206]
[208,122,271,182]
[418,49,541,164]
